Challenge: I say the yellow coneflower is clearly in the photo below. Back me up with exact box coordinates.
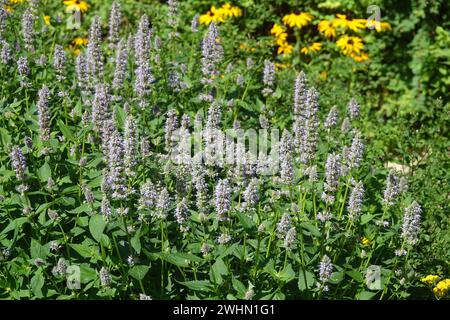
[63,0,89,13]
[332,14,348,29]
[270,23,285,38]
[332,14,366,32]
[318,20,336,38]
[336,35,363,56]
[366,20,391,32]
[220,3,242,18]
[43,15,51,26]
[300,42,322,55]
[351,51,369,62]
[421,275,440,286]
[199,4,241,25]
[72,37,88,46]
[282,12,313,29]
[277,41,293,56]
[348,18,367,32]
[433,279,450,298]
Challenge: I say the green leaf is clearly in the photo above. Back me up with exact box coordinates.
[277,264,295,283]
[329,270,345,284]
[69,243,92,258]
[130,231,141,254]
[128,265,149,281]
[360,214,375,225]
[302,223,321,237]
[235,212,254,230]
[30,239,49,259]
[0,217,28,235]
[232,277,246,296]
[159,252,203,268]
[178,280,214,292]
[298,268,316,291]
[357,291,377,300]
[89,214,106,242]
[0,128,11,147]
[79,264,97,284]
[210,257,228,285]
[30,269,44,298]
[347,270,364,283]
[37,162,51,182]
[57,120,75,141]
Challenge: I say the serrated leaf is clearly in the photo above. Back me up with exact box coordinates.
[130,231,141,254]
[57,120,74,141]
[37,162,51,182]
[357,291,377,300]
[210,257,228,285]
[277,264,295,283]
[235,212,254,230]
[30,269,44,298]
[298,268,316,291]
[178,280,214,292]
[0,217,28,235]
[30,239,49,259]
[128,265,149,281]
[89,214,106,242]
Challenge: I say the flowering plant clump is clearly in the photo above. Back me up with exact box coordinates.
[269,10,390,63]
[0,0,447,301]
[199,3,242,25]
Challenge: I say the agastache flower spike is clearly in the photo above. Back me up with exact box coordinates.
[401,201,422,246]
[87,16,104,84]
[112,39,128,91]
[215,178,231,221]
[348,98,360,120]
[201,22,223,85]
[37,85,51,141]
[382,170,399,207]
[262,59,275,95]
[21,9,35,51]
[10,146,27,181]
[53,45,66,81]
[348,181,364,220]
[108,2,122,46]
[280,129,294,183]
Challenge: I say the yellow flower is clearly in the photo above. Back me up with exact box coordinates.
[332,14,348,29]
[270,23,285,38]
[220,3,242,18]
[301,42,322,55]
[64,0,89,13]
[199,4,241,25]
[361,237,372,246]
[318,20,336,38]
[276,32,288,43]
[366,20,391,32]
[336,35,364,56]
[421,275,440,286]
[433,279,450,298]
[9,0,25,3]
[72,48,81,56]
[275,62,288,70]
[351,51,369,62]
[229,6,242,17]
[72,37,88,46]
[347,18,367,32]
[277,41,293,55]
[43,15,51,26]
[282,12,313,29]
[332,14,366,32]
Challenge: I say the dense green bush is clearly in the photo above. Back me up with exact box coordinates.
[0,0,448,300]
